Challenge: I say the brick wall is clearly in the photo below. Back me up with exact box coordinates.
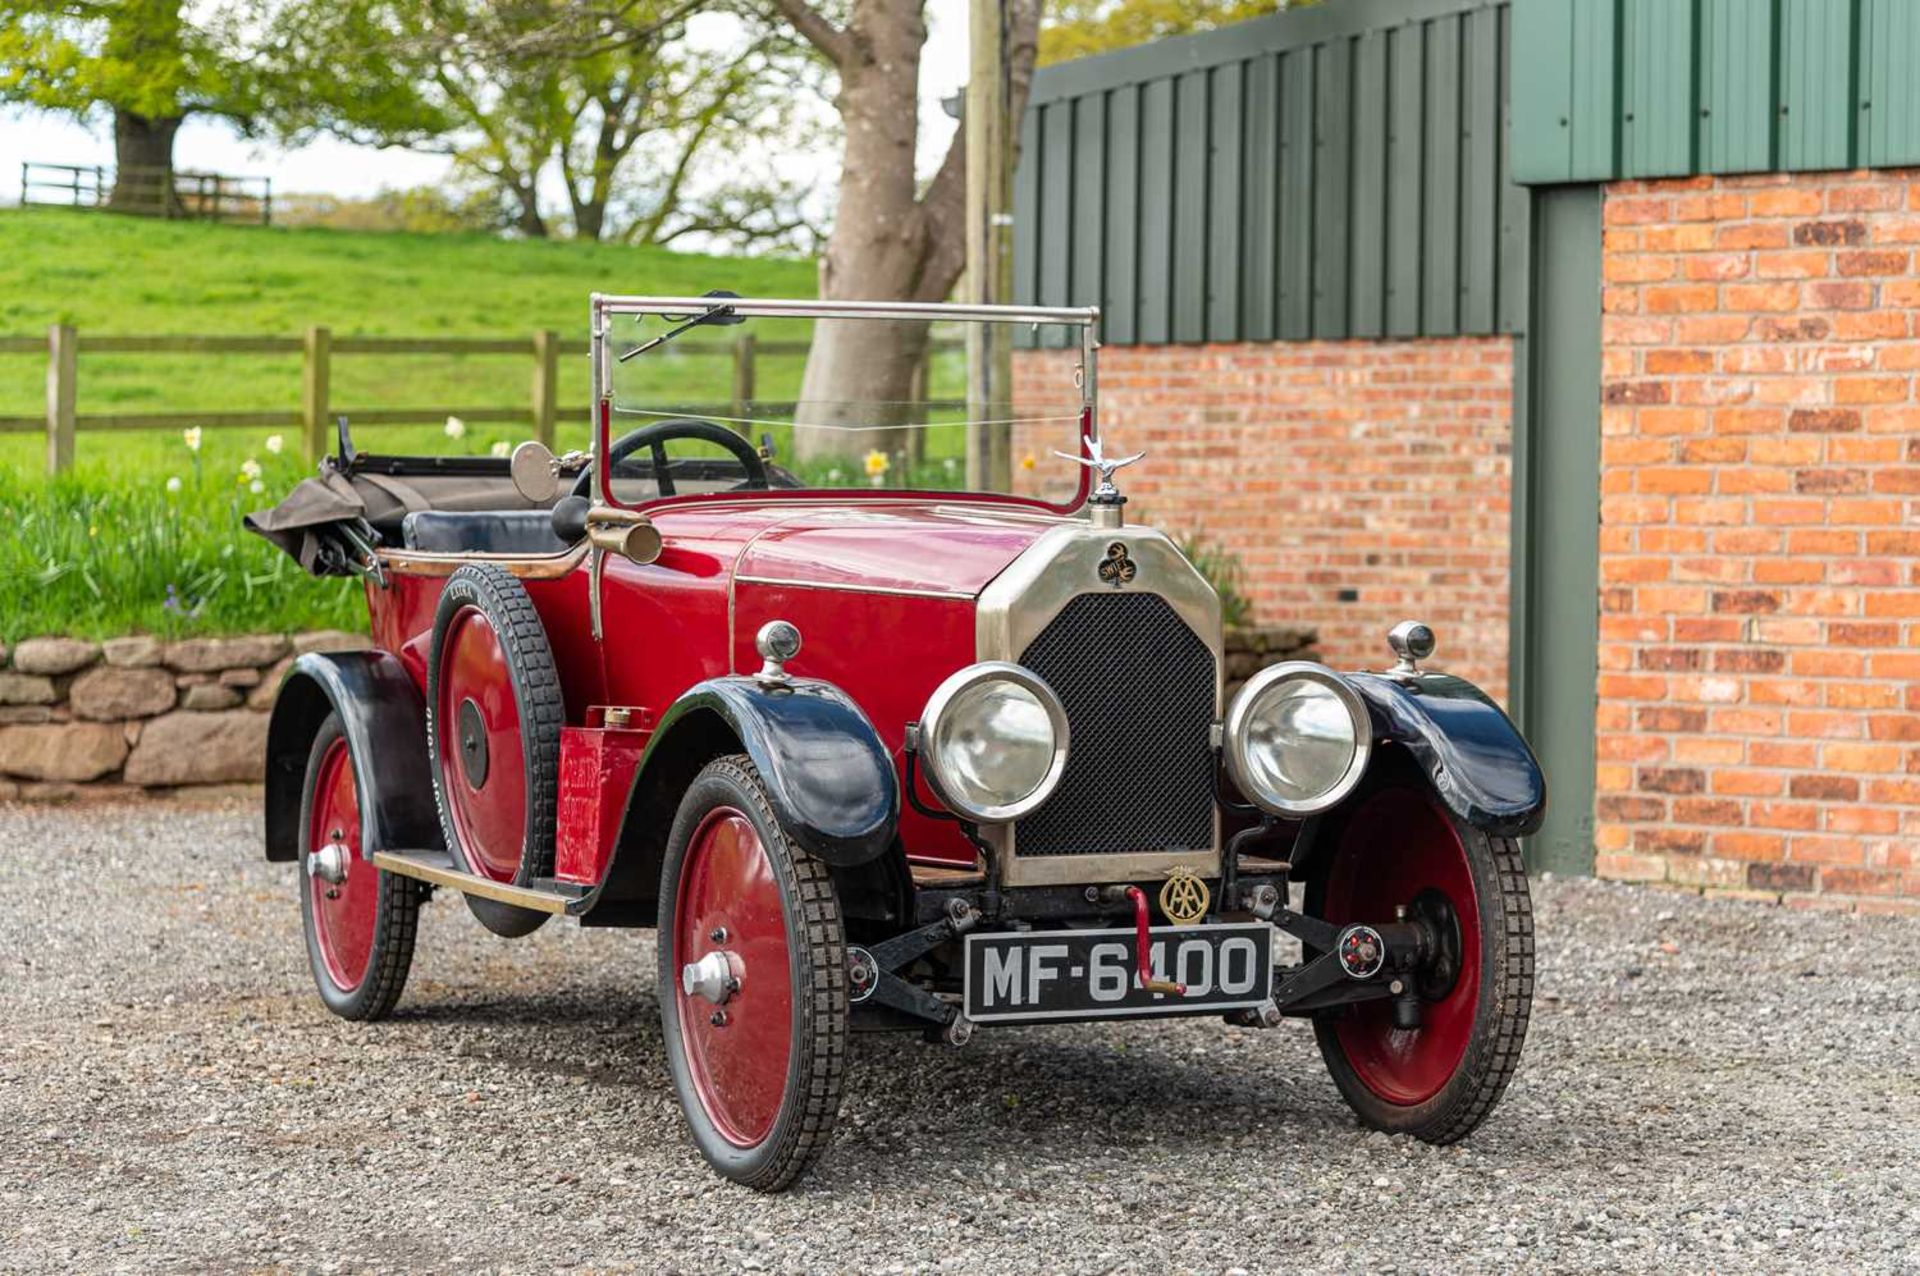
[1597,169,1920,911]
[1012,338,1515,700]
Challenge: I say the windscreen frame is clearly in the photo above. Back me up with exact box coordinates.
[587,294,1101,515]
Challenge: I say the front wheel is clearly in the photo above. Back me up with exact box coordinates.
[1306,777,1534,1143]
[658,755,848,1190]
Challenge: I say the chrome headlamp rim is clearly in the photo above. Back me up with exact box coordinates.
[917,660,1071,824]
[1223,661,1373,818]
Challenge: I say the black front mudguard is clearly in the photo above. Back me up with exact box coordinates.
[635,676,900,868]
[1345,671,1547,838]
[262,650,444,862]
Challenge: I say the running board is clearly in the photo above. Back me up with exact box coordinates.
[372,850,574,915]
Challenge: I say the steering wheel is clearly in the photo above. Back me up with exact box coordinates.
[573,418,770,499]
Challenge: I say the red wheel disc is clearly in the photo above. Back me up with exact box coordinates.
[673,808,794,1148]
[436,604,530,881]
[307,737,377,992]
[1321,788,1482,1106]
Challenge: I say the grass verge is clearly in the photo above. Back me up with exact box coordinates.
[0,442,361,641]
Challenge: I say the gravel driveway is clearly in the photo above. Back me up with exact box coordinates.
[2,799,1916,1274]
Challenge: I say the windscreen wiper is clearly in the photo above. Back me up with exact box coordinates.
[615,289,744,362]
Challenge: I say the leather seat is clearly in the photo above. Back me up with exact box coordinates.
[400,510,571,556]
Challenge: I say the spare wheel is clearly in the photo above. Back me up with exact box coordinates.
[427,562,564,938]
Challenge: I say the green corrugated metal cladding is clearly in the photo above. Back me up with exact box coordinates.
[1511,0,1920,183]
[1014,0,1524,346]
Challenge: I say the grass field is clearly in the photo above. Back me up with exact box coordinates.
[0,207,831,477]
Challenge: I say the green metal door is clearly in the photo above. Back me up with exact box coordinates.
[1509,185,1601,876]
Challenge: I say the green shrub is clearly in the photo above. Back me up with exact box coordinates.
[1174,534,1254,629]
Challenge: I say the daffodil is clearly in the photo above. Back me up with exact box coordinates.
[264,434,284,455]
[249,479,266,494]
[165,476,182,494]
[863,449,889,477]
[445,416,467,440]
[490,440,512,458]
[1020,453,1036,470]
[182,426,203,453]
[239,457,263,484]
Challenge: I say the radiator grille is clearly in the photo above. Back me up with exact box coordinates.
[1014,592,1217,857]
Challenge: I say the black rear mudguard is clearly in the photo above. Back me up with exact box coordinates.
[1345,671,1546,838]
[262,650,444,862]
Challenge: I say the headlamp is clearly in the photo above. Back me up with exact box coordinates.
[916,662,1070,823]
[1223,662,1371,817]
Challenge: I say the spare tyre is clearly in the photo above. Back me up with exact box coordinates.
[426,562,564,937]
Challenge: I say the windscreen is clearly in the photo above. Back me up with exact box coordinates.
[600,310,1093,507]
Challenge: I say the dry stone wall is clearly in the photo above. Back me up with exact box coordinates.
[0,631,365,799]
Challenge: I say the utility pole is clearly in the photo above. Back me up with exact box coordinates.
[965,0,1014,492]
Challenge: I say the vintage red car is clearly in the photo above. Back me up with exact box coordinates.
[252,295,1543,1190]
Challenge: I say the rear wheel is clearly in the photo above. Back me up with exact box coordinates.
[298,714,422,1020]
[427,562,563,938]
[1306,778,1533,1143]
[658,756,848,1190]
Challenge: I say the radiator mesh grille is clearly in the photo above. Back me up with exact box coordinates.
[1014,592,1217,857]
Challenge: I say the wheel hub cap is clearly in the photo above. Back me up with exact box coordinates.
[681,950,741,1005]
[456,697,490,789]
[307,839,351,885]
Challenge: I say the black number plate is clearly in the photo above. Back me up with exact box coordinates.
[962,924,1274,1024]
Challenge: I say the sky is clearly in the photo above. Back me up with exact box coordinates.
[0,0,970,208]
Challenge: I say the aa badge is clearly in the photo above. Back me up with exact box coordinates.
[1158,867,1210,924]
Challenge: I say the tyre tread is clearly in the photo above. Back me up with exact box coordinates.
[355,873,427,1021]
[711,755,846,1191]
[1414,833,1533,1144]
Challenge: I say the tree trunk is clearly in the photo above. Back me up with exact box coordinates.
[787,0,1041,473]
[793,316,933,469]
[111,111,182,213]
[514,184,550,238]
[571,193,606,240]
[790,7,932,465]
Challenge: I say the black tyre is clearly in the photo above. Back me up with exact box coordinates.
[426,562,564,938]
[298,714,424,1021]
[658,755,848,1190]
[1305,776,1534,1144]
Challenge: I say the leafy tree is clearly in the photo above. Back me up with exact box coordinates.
[270,0,821,246]
[1040,0,1314,66]
[0,0,251,207]
[1,0,447,207]
[550,9,819,247]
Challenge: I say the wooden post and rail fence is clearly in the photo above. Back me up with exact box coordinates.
[21,162,274,226]
[1,327,954,476]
